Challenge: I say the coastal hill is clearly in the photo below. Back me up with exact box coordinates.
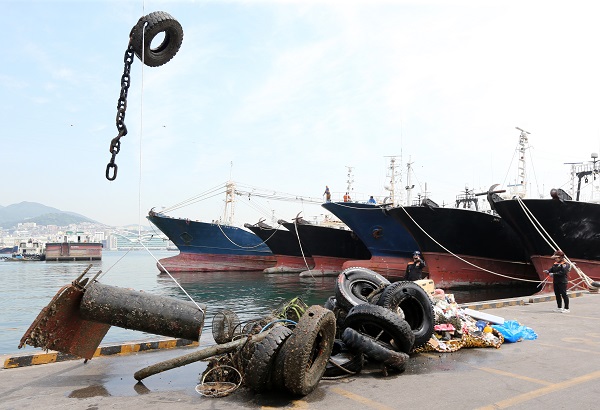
[0,201,95,229]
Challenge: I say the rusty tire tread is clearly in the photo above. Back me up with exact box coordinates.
[281,305,336,396]
[130,11,183,67]
[376,281,434,348]
[335,267,391,310]
[341,327,409,372]
[343,303,414,353]
[245,326,293,392]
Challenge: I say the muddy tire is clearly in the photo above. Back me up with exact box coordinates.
[377,281,434,348]
[130,11,183,67]
[245,326,293,392]
[341,327,409,372]
[323,340,364,378]
[280,305,336,396]
[343,304,414,354]
[324,296,337,310]
[335,267,390,310]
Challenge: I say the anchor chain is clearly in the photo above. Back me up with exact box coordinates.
[105,11,183,181]
[106,42,135,181]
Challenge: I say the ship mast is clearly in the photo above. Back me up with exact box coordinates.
[508,127,530,198]
[223,180,236,225]
[405,159,415,205]
[384,155,401,206]
[345,166,354,197]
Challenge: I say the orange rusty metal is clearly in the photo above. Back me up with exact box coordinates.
[19,281,111,360]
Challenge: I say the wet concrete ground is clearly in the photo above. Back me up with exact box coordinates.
[1,291,599,409]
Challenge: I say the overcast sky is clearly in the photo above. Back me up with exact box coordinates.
[3,0,600,227]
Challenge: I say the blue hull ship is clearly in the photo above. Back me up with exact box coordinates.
[321,202,419,278]
[148,210,275,272]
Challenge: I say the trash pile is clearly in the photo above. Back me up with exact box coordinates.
[414,288,504,352]
[189,267,513,398]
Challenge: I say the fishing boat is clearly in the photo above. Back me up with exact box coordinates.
[490,155,600,287]
[385,129,540,289]
[322,157,419,277]
[147,181,275,272]
[244,219,315,273]
[281,216,371,277]
[386,195,536,289]
[6,239,46,261]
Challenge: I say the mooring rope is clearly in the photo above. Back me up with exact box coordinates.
[215,221,280,249]
[293,216,316,278]
[515,196,595,288]
[396,204,541,283]
[139,239,205,313]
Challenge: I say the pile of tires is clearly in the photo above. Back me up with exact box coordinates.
[242,267,435,396]
[323,267,435,373]
[243,305,337,396]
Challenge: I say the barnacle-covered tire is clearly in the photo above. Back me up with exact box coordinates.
[245,326,293,392]
[341,328,409,372]
[343,304,414,354]
[130,11,183,67]
[376,281,434,348]
[335,267,390,310]
[281,305,336,396]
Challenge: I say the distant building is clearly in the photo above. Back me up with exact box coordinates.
[108,233,172,251]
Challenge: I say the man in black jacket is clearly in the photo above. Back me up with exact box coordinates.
[544,250,571,313]
[405,251,426,281]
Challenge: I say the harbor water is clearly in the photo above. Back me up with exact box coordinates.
[0,250,538,355]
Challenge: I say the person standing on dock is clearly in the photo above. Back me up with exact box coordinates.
[343,192,351,202]
[405,251,426,281]
[544,250,571,313]
[324,186,331,202]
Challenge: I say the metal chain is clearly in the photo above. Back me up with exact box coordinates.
[106,42,135,181]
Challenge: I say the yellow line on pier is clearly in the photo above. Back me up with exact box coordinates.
[475,367,552,386]
[330,386,396,410]
[477,370,600,409]
[262,400,308,409]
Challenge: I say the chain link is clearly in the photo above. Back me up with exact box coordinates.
[106,42,135,181]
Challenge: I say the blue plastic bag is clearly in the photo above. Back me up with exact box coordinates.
[491,320,538,343]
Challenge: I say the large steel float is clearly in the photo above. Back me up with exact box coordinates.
[20,268,205,360]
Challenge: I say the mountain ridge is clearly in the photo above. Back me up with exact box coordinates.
[0,201,99,228]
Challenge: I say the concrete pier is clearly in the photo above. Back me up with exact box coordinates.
[1,291,599,409]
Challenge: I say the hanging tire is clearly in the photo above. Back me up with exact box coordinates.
[244,326,293,393]
[343,304,414,354]
[335,267,390,310]
[341,328,409,373]
[280,305,336,396]
[377,281,434,348]
[130,11,183,67]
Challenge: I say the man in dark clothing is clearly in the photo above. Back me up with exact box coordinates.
[544,250,571,312]
[405,251,426,281]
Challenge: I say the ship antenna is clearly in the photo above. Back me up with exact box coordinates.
[345,166,355,197]
[511,127,531,198]
[405,158,415,205]
[384,155,401,206]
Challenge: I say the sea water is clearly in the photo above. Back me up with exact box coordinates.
[0,250,537,355]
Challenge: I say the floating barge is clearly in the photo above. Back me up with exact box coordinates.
[45,242,102,261]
